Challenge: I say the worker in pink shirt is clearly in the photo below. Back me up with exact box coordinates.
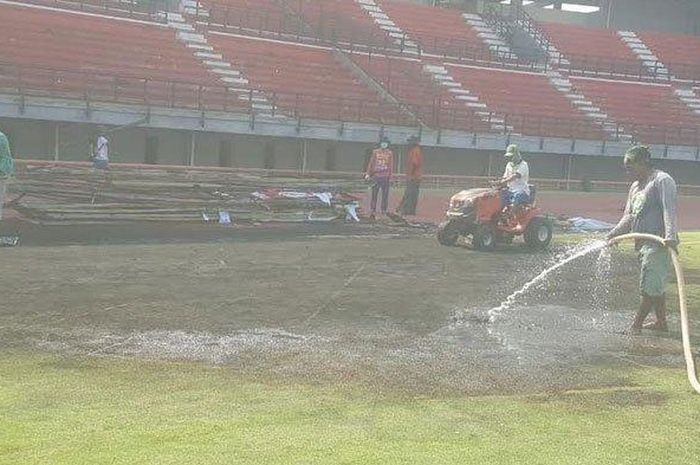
[365,136,394,221]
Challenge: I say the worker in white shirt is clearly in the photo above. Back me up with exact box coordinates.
[493,144,530,209]
[92,128,110,171]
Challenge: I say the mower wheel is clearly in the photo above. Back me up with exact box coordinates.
[473,224,496,251]
[525,217,553,249]
[437,220,461,246]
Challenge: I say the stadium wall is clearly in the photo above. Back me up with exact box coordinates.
[3,118,700,185]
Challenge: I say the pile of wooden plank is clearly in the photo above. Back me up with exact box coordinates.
[11,165,366,224]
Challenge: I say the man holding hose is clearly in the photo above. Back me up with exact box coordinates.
[608,145,679,335]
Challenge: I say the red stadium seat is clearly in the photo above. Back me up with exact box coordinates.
[352,54,490,132]
[446,65,606,140]
[0,3,225,110]
[539,21,644,77]
[208,34,413,125]
[638,31,700,81]
[571,77,700,145]
[378,0,486,57]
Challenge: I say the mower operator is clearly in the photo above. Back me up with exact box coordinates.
[493,144,530,209]
[607,145,679,335]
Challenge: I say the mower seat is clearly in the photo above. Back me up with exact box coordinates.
[529,185,537,204]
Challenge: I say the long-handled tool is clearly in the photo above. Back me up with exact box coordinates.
[608,233,700,394]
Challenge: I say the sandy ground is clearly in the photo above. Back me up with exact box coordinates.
[1,227,695,396]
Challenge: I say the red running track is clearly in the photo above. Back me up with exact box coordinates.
[360,189,700,230]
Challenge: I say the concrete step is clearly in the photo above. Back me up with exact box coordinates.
[186,43,214,51]
[454,95,479,101]
[226,86,252,93]
[374,17,394,26]
[169,21,195,32]
[177,32,206,43]
[237,94,268,102]
[211,69,242,77]
[477,32,501,40]
[180,0,204,8]
[203,60,232,69]
[166,12,185,22]
[423,65,447,73]
[471,25,492,33]
[381,25,402,33]
[364,6,383,14]
[194,52,223,60]
[184,8,208,16]
[221,77,250,85]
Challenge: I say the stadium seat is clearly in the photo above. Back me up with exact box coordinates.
[14,0,163,21]
[571,77,700,145]
[378,0,487,58]
[0,3,226,111]
[638,31,700,81]
[208,34,413,125]
[199,0,305,37]
[286,0,390,49]
[352,54,490,132]
[446,65,605,140]
[539,21,645,77]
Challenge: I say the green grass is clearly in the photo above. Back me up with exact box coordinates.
[2,353,700,465]
[2,233,700,465]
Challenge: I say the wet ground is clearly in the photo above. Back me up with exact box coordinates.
[1,224,695,396]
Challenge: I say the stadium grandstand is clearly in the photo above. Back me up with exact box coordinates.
[0,0,699,183]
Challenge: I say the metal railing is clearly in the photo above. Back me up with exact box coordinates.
[15,0,173,22]
[195,1,699,84]
[197,2,526,67]
[1,61,699,146]
[7,0,699,84]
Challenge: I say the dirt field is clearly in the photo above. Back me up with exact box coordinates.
[1,225,695,397]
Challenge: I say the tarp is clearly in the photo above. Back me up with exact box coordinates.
[567,217,615,232]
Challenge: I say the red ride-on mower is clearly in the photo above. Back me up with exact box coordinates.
[436,186,552,250]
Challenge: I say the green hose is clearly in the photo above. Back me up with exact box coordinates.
[608,233,700,394]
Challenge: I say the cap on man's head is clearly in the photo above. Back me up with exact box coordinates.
[624,145,652,164]
[504,144,520,158]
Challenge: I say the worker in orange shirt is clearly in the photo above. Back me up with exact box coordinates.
[396,135,423,217]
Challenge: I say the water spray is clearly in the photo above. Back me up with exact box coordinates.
[488,240,607,322]
[607,233,700,395]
